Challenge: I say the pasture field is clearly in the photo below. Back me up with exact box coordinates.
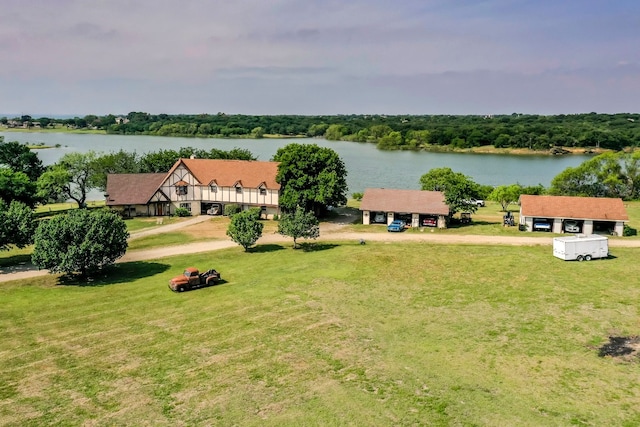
[1,242,639,426]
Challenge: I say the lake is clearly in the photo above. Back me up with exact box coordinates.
[1,132,591,199]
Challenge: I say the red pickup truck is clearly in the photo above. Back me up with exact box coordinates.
[169,267,221,292]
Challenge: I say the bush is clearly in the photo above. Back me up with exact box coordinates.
[174,207,191,217]
[623,224,637,237]
[352,192,363,201]
[31,209,129,278]
[224,204,241,216]
[226,208,263,251]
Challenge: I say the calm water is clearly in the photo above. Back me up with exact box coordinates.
[2,132,591,199]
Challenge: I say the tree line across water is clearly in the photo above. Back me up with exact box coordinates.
[4,112,640,151]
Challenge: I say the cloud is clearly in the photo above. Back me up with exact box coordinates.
[0,0,639,114]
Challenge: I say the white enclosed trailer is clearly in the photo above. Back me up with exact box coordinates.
[553,235,609,261]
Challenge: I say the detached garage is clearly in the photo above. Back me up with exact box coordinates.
[519,195,628,235]
[360,188,450,228]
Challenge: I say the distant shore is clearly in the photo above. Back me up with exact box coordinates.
[1,126,610,156]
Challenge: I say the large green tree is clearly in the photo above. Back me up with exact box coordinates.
[36,152,100,208]
[0,200,36,251]
[32,209,129,278]
[0,167,39,207]
[419,167,481,215]
[273,143,348,215]
[138,147,256,173]
[91,150,140,191]
[0,138,44,181]
[278,206,320,249]
[549,152,640,199]
[226,208,263,252]
[489,184,523,211]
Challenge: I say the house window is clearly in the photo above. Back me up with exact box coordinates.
[179,203,191,212]
[210,184,217,193]
[176,185,188,195]
[259,188,267,196]
[235,186,242,194]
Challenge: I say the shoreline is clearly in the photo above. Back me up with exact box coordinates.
[1,127,614,156]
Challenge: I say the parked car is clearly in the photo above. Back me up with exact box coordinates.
[422,217,437,227]
[374,213,385,223]
[464,199,485,207]
[533,221,552,232]
[387,220,405,232]
[564,220,580,233]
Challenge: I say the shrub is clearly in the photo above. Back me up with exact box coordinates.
[226,208,263,251]
[174,207,191,217]
[623,224,637,237]
[224,204,241,216]
[352,192,363,201]
[31,209,129,278]
[278,206,320,249]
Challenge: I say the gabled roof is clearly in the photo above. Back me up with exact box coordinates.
[360,188,450,215]
[520,195,629,221]
[105,173,167,206]
[168,158,280,189]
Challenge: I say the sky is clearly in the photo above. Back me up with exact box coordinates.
[1,0,639,116]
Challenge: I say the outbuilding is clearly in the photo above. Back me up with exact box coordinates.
[360,188,450,228]
[519,195,628,235]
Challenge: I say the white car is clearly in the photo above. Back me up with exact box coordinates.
[564,220,580,233]
[464,199,485,207]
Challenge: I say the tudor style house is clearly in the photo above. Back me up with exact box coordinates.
[105,158,281,218]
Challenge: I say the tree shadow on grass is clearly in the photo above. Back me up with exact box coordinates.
[250,244,287,253]
[57,261,171,287]
[300,242,340,252]
[448,220,497,229]
[0,254,32,270]
[0,254,31,268]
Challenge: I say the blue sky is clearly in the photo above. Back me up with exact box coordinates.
[1,0,639,116]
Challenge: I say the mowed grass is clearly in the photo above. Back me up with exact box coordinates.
[1,242,640,426]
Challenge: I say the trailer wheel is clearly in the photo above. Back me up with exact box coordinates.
[577,255,584,262]
[178,286,186,292]
[585,254,592,261]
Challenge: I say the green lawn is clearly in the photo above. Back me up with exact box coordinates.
[34,201,106,217]
[1,242,639,425]
[126,231,216,251]
[124,216,188,234]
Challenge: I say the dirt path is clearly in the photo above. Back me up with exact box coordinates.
[2,215,639,283]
